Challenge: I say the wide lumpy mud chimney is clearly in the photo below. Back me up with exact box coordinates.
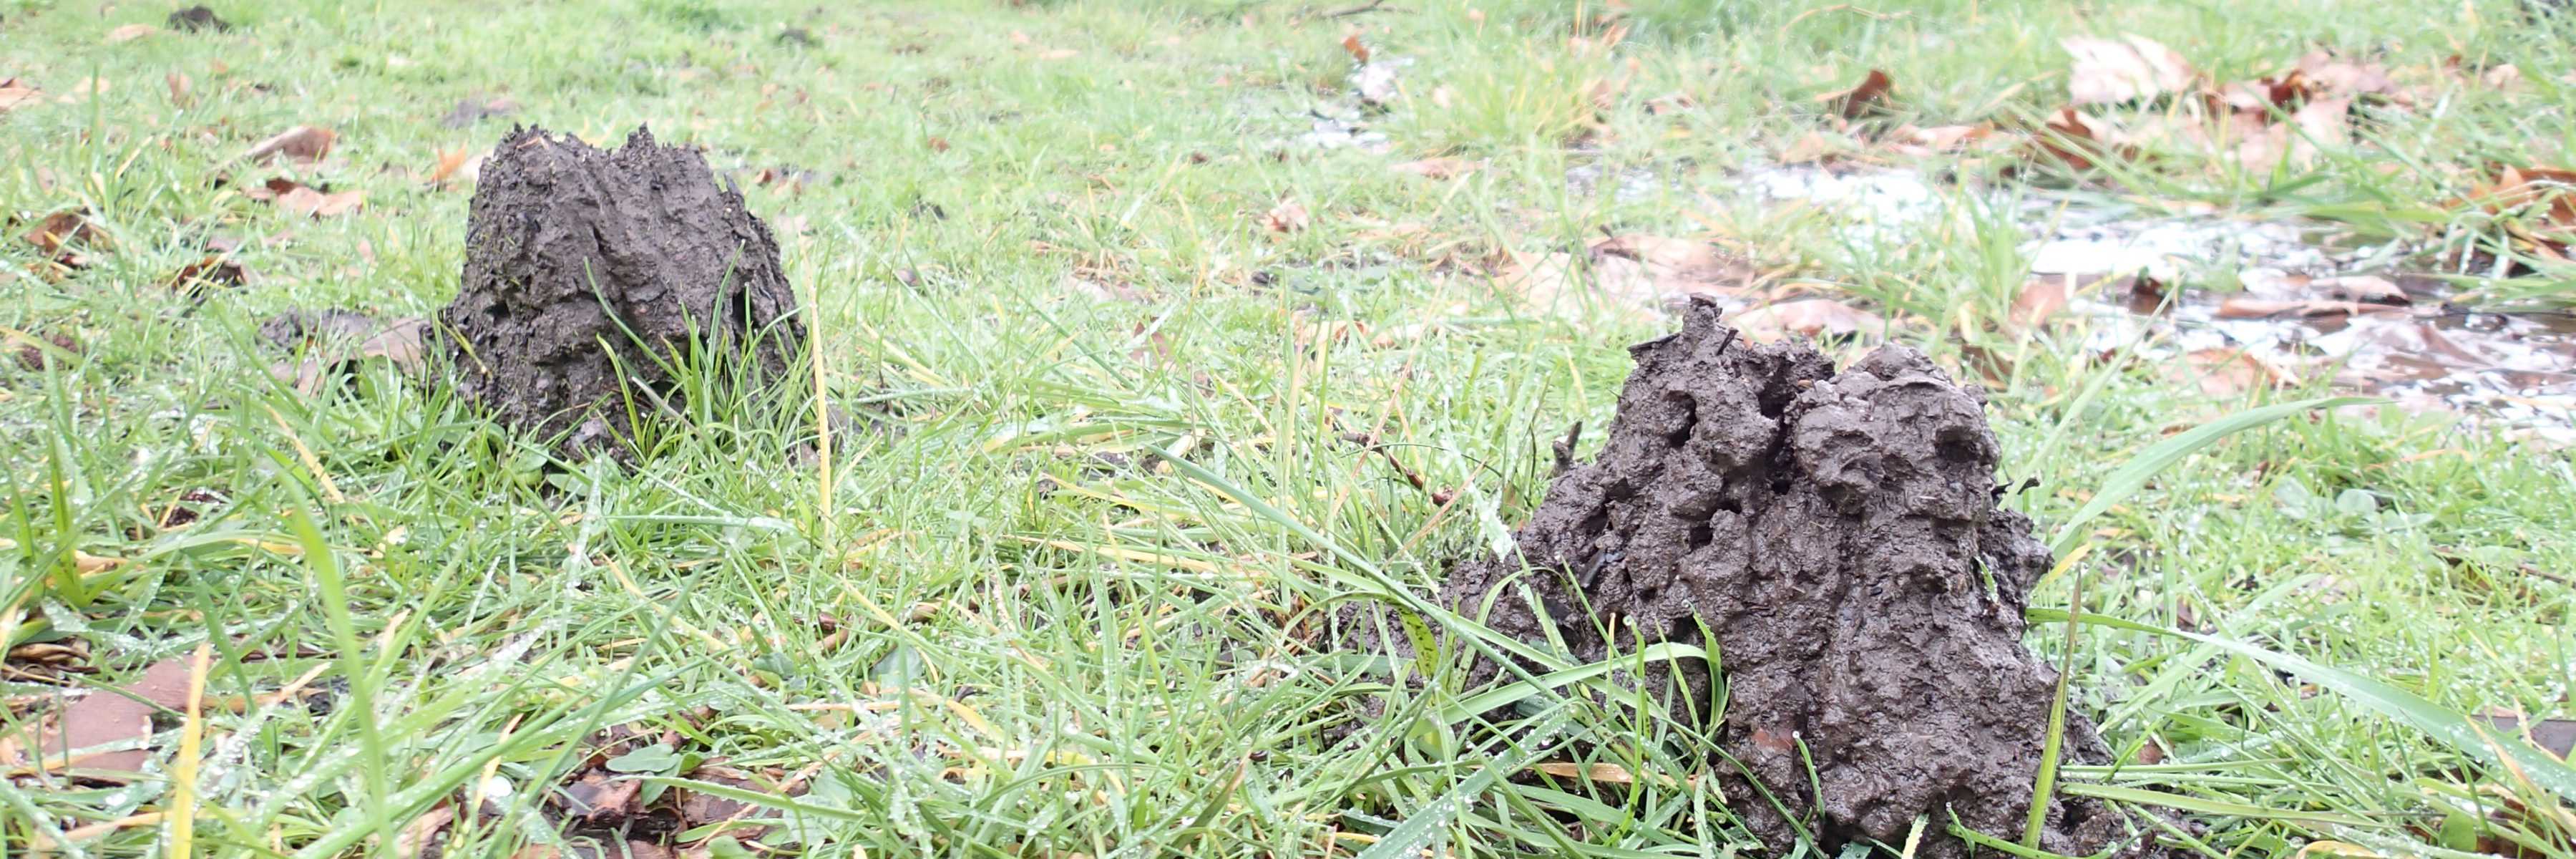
[439,126,804,455]
[1415,299,2172,858]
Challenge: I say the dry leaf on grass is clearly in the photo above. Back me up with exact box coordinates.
[243,125,336,166]
[1497,235,1762,322]
[21,210,112,255]
[1778,130,1856,165]
[270,316,429,395]
[1390,157,1478,180]
[2457,165,2576,256]
[2063,34,2196,105]
[1037,47,1079,60]
[278,185,364,218]
[1340,33,1370,64]
[2011,276,2071,329]
[427,147,483,187]
[105,24,158,43]
[438,94,519,129]
[0,78,40,112]
[1260,198,1309,233]
[169,257,248,295]
[1729,298,1878,340]
[2170,348,2294,397]
[1818,69,1893,120]
[4,657,196,782]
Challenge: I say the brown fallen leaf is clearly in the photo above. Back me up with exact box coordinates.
[1036,47,1079,61]
[2290,50,2396,101]
[0,78,40,112]
[2477,712,2576,760]
[2171,348,2293,397]
[2459,165,2576,252]
[270,316,429,395]
[426,147,479,187]
[1778,130,1855,165]
[12,331,79,371]
[276,185,364,218]
[1340,33,1370,64]
[1818,69,1893,120]
[1730,298,1878,340]
[2032,107,2118,171]
[392,804,457,859]
[21,210,112,255]
[2063,34,2196,105]
[6,656,196,782]
[106,24,158,43]
[1498,237,1765,322]
[2313,274,2408,304]
[1390,157,1478,180]
[168,256,248,295]
[1261,198,1309,234]
[2215,296,2396,319]
[437,94,519,130]
[166,72,192,106]
[243,125,336,166]
[2011,276,2072,329]
[1589,234,1757,293]
[1884,123,2001,158]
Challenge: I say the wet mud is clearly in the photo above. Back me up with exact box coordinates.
[1420,301,2172,858]
[437,127,804,455]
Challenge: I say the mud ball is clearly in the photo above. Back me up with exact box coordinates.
[1365,299,2175,858]
[438,126,805,456]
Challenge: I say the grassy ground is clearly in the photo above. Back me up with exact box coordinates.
[4,0,2573,856]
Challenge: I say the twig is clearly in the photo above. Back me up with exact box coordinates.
[1326,0,1392,17]
[1338,431,1455,505]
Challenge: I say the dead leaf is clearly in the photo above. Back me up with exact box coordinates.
[2011,276,2071,328]
[2215,296,2395,319]
[243,125,336,166]
[169,257,247,295]
[555,772,644,825]
[165,72,192,106]
[1779,130,1855,165]
[2477,712,2576,760]
[5,657,196,782]
[1588,234,1757,293]
[2063,34,2197,105]
[21,210,112,255]
[276,185,364,218]
[1730,298,1878,340]
[2171,348,2292,397]
[106,24,158,43]
[393,805,457,859]
[1819,69,1893,120]
[269,316,429,395]
[1389,157,1477,180]
[1037,47,1079,61]
[926,136,951,152]
[2030,107,2127,172]
[438,95,519,130]
[12,331,79,371]
[2313,274,2407,304]
[1340,33,1370,64]
[1261,198,1309,234]
[427,147,476,186]
[2292,51,2396,100]
[0,78,40,112]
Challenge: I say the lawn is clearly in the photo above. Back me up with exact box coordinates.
[3,0,2573,857]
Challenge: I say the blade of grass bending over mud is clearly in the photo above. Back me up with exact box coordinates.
[2047,397,2382,558]
[2031,606,2576,802]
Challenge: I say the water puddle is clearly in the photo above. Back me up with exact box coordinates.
[1727,162,2576,442]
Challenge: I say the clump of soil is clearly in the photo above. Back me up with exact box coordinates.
[1421,300,2170,858]
[438,126,804,455]
[167,6,230,31]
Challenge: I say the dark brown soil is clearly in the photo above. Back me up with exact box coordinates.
[1419,300,2170,858]
[167,6,230,31]
[438,126,804,455]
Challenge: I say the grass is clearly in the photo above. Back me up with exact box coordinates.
[4,0,2574,856]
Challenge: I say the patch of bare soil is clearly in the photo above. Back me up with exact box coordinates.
[438,127,804,455]
[1406,300,2172,858]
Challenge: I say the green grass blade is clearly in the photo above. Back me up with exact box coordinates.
[2055,782,2375,828]
[2034,608,2576,802]
[1356,709,1577,859]
[2048,396,2379,556]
